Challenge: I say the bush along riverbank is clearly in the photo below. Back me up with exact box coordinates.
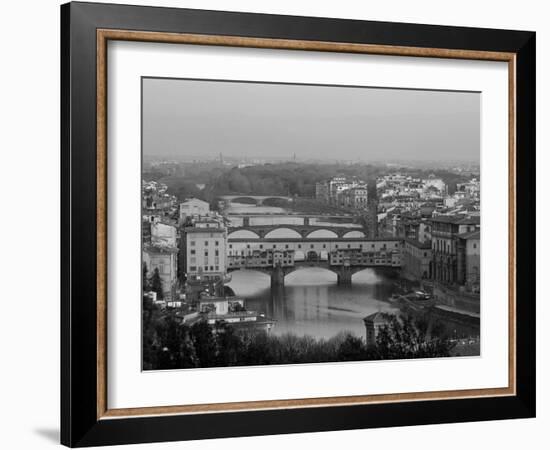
[143,297,456,370]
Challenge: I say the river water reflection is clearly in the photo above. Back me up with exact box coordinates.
[227,268,401,340]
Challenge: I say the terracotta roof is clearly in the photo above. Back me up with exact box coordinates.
[184,227,225,233]
[431,215,480,225]
[143,244,178,254]
[457,230,480,240]
[404,238,432,249]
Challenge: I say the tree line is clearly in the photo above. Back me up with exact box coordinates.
[143,297,455,370]
[145,161,475,204]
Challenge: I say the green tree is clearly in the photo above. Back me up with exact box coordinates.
[375,315,454,359]
[337,334,367,361]
[190,320,218,367]
[154,314,198,369]
[214,322,242,366]
[142,295,159,370]
[239,331,275,366]
[150,267,164,300]
[142,262,149,291]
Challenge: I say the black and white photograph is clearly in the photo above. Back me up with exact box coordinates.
[141,77,482,370]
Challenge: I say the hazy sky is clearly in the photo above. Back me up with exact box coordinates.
[142,77,480,162]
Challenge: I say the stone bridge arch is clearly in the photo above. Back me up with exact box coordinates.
[227,229,261,239]
[261,196,292,207]
[228,196,259,205]
[304,228,340,239]
[263,227,303,239]
[343,230,366,238]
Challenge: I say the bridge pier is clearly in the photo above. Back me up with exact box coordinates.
[270,264,286,287]
[336,266,353,285]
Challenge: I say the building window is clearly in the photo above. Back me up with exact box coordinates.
[298,244,302,249]
[215,241,219,246]
[190,240,195,246]
[310,244,314,249]
[473,243,477,249]
[259,245,263,249]
[229,244,232,249]
[285,245,289,249]
[189,266,196,271]
[204,251,209,256]
[190,249,195,255]
[215,250,219,256]
[204,240,209,245]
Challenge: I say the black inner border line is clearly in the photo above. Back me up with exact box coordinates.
[142,75,482,94]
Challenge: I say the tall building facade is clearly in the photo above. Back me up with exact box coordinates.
[456,230,480,292]
[179,198,210,225]
[431,215,479,285]
[183,221,228,283]
[143,245,178,300]
[315,181,329,203]
[338,186,369,209]
[402,239,432,280]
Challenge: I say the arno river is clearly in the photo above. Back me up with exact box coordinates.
[225,204,394,339]
[225,204,479,341]
[227,268,401,340]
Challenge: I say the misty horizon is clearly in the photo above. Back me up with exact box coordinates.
[143,154,479,165]
[142,78,480,162]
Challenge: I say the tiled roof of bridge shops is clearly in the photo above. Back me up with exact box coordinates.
[430,215,480,225]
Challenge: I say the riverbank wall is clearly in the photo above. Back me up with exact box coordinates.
[432,282,480,315]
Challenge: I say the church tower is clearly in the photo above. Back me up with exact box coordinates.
[366,179,378,239]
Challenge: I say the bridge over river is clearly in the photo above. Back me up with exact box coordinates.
[227,213,364,229]
[228,224,367,239]
[223,207,387,286]
[227,231,403,286]
[219,195,293,207]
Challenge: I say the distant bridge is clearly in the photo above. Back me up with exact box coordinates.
[219,195,292,206]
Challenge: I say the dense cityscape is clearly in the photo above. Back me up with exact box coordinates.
[142,157,481,370]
